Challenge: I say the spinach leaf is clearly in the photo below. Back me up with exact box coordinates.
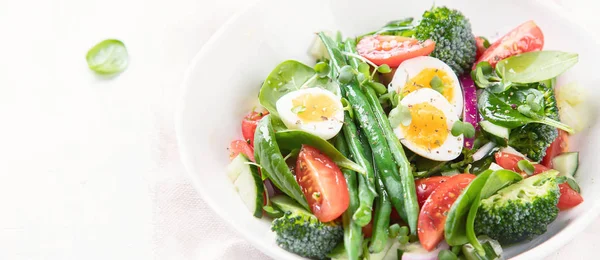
[466,170,522,254]
[275,130,366,174]
[254,115,308,209]
[258,60,339,116]
[445,169,522,249]
[445,170,493,246]
[478,88,573,133]
[496,51,578,84]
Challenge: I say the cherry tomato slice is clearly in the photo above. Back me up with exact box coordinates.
[557,183,584,210]
[418,174,476,251]
[494,152,583,210]
[541,130,569,168]
[357,35,435,67]
[296,145,349,222]
[475,20,544,68]
[229,140,255,162]
[241,111,268,146]
[475,36,488,59]
[415,176,450,207]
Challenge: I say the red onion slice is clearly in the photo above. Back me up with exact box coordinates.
[460,75,479,149]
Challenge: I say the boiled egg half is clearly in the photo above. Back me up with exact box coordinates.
[276,88,344,140]
[393,88,463,161]
[389,56,463,116]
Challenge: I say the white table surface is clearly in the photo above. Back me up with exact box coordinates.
[0,0,596,259]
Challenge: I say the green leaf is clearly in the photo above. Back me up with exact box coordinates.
[496,51,578,84]
[430,75,445,93]
[258,60,339,116]
[338,65,355,84]
[478,88,573,133]
[314,62,330,78]
[451,121,476,138]
[466,170,522,253]
[274,130,366,174]
[517,160,535,176]
[377,64,392,73]
[479,36,491,48]
[368,82,387,95]
[389,104,412,127]
[86,39,128,74]
[254,116,308,209]
[445,170,493,246]
[566,177,581,193]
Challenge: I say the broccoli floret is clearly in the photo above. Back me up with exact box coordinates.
[474,171,560,244]
[271,196,343,259]
[414,6,477,75]
[508,83,559,161]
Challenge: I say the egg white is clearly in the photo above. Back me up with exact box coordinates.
[388,56,463,117]
[393,88,463,161]
[276,88,344,140]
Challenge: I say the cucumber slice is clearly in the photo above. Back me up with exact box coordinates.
[228,154,265,218]
[552,152,579,178]
[227,154,250,182]
[553,152,581,193]
[480,120,510,141]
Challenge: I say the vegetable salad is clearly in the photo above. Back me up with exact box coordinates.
[226,6,586,260]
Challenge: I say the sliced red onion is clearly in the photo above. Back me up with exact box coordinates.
[264,179,278,197]
[401,241,449,260]
[460,75,479,149]
[472,142,496,162]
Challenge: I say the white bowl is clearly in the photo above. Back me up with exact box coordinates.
[176,0,600,259]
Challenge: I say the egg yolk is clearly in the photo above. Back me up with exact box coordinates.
[292,93,338,122]
[401,68,454,103]
[401,102,448,150]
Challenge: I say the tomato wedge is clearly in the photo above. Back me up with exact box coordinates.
[475,20,544,68]
[357,35,435,67]
[418,174,475,251]
[415,176,450,207]
[241,111,268,146]
[494,152,583,210]
[557,183,584,210]
[541,130,569,168]
[229,140,255,162]
[296,145,349,222]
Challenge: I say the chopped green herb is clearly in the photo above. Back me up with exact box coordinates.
[430,75,445,93]
[517,160,535,176]
[388,224,400,238]
[389,103,412,127]
[314,62,330,78]
[451,121,475,138]
[338,65,354,84]
[86,39,129,74]
[377,64,392,73]
[291,105,306,114]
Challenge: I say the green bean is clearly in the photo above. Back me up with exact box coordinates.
[369,177,392,254]
[334,133,362,260]
[341,104,376,227]
[363,85,420,236]
[369,164,392,253]
[343,39,417,231]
